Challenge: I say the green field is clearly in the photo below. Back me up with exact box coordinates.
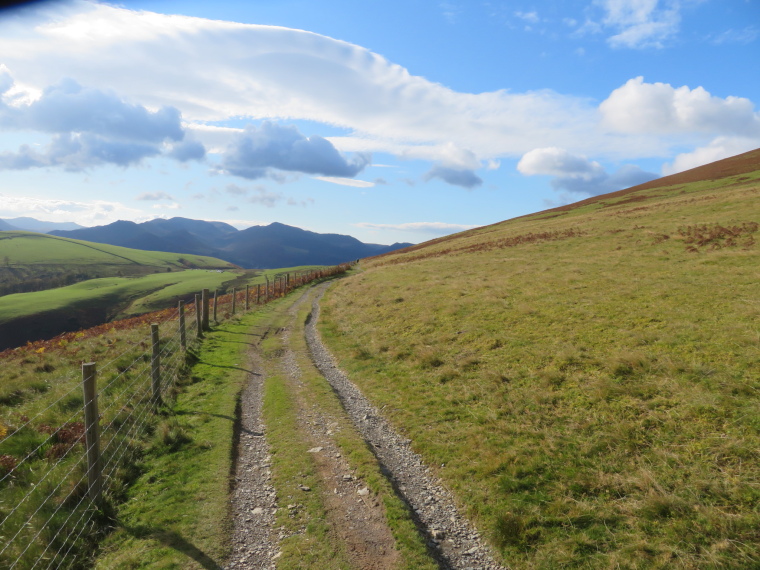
[0,230,237,299]
[318,160,760,567]
[0,270,239,322]
[0,231,234,271]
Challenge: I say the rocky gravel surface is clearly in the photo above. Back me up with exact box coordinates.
[225,333,280,569]
[306,283,508,570]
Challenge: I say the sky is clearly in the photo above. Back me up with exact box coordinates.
[0,0,758,244]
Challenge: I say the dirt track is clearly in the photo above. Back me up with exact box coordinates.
[225,283,507,569]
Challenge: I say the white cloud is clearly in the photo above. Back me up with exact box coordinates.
[137,191,174,201]
[221,122,370,180]
[314,176,375,188]
[662,136,760,175]
[0,71,204,171]
[597,0,681,48]
[355,221,477,234]
[424,165,483,189]
[515,11,540,24]
[518,147,658,196]
[518,147,605,178]
[600,77,760,137]
[0,1,610,162]
[0,2,756,174]
[710,27,759,45]
[0,194,147,226]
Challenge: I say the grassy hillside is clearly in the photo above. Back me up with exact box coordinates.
[0,231,236,295]
[319,149,760,568]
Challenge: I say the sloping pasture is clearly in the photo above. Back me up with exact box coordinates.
[319,163,760,567]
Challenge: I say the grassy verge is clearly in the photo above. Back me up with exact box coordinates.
[93,305,277,568]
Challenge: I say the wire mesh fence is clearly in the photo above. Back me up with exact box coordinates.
[0,264,352,568]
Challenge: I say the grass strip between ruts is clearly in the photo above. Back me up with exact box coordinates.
[259,290,353,569]
[289,288,437,569]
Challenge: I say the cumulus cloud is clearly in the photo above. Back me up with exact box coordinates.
[518,147,659,196]
[222,122,370,180]
[662,136,760,175]
[0,133,161,170]
[355,221,478,235]
[600,77,760,137]
[0,77,183,141]
[424,165,483,189]
[167,139,206,162]
[598,0,681,49]
[0,71,198,170]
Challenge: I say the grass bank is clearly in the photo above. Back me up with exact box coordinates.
[318,170,760,567]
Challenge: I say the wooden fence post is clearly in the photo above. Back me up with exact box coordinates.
[256,284,261,305]
[151,323,162,408]
[231,288,236,314]
[82,362,102,505]
[265,276,270,301]
[202,289,210,331]
[213,290,218,323]
[195,294,203,339]
[245,285,250,311]
[178,300,186,351]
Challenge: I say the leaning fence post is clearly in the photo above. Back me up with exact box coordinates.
[178,300,186,351]
[231,288,236,314]
[151,323,162,408]
[195,294,203,339]
[213,290,218,322]
[245,285,250,311]
[82,362,102,505]
[202,288,210,331]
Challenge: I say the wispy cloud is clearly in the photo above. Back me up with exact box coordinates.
[0,194,147,226]
[597,0,681,49]
[137,191,174,201]
[710,26,759,46]
[314,176,375,188]
[355,221,478,234]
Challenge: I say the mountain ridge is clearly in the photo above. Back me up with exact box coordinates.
[49,217,412,268]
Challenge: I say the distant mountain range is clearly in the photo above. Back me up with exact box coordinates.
[43,218,412,268]
[0,217,84,233]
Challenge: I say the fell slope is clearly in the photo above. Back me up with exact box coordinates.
[319,149,760,568]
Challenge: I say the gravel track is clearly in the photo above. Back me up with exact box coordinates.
[225,325,279,569]
[306,283,508,570]
[225,283,508,569]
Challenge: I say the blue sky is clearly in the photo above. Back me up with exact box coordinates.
[0,0,757,244]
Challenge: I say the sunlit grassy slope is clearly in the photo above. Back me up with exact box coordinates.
[320,149,760,568]
[0,231,233,271]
